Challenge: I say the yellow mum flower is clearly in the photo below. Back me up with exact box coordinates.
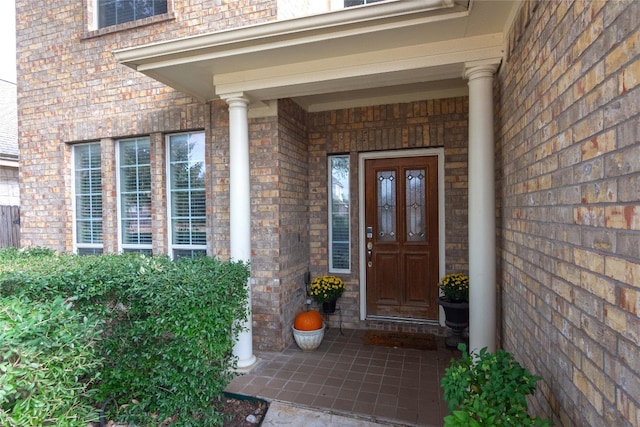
[310,275,345,304]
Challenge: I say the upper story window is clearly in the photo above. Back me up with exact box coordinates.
[167,132,207,259]
[97,0,168,29]
[344,0,386,7]
[277,0,393,21]
[117,137,152,255]
[73,143,103,255]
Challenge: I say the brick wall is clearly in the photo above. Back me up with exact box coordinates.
[209,100,232,259]
[247,109,283,350]
[275,98,311,349]
[495,0,640,425]
[308,98,469,331]
[207,99,309,352]
[16,0,277,251]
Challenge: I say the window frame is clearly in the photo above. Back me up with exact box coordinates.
[344,0,388,8]
[116,137,153,255]
[85,0,174,37]
[328,155,351,273]
[166,131,207,260]
[93,0,168,30]
[72,142,104,255]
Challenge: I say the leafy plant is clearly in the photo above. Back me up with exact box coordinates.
[0,296,103,427]
[96,255,250,426]
[441,344,551,427]
[0,249,251,426]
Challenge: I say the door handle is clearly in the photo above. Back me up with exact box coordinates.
[367,242,373,267]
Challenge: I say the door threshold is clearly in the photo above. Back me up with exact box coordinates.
[366,315,439,326]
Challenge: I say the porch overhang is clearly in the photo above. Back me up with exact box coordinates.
[114,0,516,112]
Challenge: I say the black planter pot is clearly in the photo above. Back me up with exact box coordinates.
[438,297,469,349]
[322,299,337,314]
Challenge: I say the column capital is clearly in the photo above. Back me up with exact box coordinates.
[220,92,250,106]
[464,59,501,81]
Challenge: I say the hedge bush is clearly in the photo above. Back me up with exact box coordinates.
[0,296,103,427]
[0,248,250,426]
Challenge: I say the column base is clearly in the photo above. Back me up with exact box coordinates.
[236,355,258,372]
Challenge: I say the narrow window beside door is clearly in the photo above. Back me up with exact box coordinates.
[329,156,350,273]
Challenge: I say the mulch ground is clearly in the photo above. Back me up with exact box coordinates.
[99,394,268,427]
[214,394,269,427]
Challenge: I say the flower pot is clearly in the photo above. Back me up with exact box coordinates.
[438,297,469,348]
[322,299,337,314]
[292,324,325,351]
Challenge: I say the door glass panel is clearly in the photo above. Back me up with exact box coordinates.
[406,169,426,242]
[377,170,396,242]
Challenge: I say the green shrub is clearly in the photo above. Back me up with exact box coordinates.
[0,249,251,426]
[441,344,551,427]
[96,255,250,426]
[0,296,103,427]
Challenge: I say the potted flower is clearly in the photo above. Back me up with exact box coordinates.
[310,275,345,314]
[438,273,469,302]
[437,273,469,348]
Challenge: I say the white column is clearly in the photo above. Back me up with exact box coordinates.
[225,94,257,368]
[464,62,499,354]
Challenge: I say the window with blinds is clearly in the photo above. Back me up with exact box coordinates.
[344,0,387,7]
[97,0,168,29]
[74,143,103,255]
[167,132,207,259]
[118,138,152,254]
[329,156,350,272]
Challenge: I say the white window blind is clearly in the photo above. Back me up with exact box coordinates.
[97,0,167,29]
[168,132,206,259]
[344,0,386,7]
[118,138,152,254]
[329,156,350,272]
[74,143,103,255]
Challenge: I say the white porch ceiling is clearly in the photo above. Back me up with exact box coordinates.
[114,0,518,112]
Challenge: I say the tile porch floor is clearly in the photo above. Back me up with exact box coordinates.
[225,327,461,426]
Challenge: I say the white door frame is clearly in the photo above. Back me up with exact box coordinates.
[358,148,445,323]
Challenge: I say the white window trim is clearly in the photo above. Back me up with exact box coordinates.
[328,155,351,274]
[116,137,153,254]
[72,142,103,255]
[330,0,396,10]
[87,0,173,34]
[165,131,207,259]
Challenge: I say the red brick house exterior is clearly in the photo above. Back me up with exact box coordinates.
[16,1,639,425]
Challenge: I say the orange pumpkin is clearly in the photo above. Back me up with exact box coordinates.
[294,310,323,331]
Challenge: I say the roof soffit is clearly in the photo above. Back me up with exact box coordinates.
[114,0,516,111]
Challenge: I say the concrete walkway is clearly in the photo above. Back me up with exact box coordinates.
[261,401,407,426]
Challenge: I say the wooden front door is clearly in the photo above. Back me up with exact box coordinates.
[364,156,439,320]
